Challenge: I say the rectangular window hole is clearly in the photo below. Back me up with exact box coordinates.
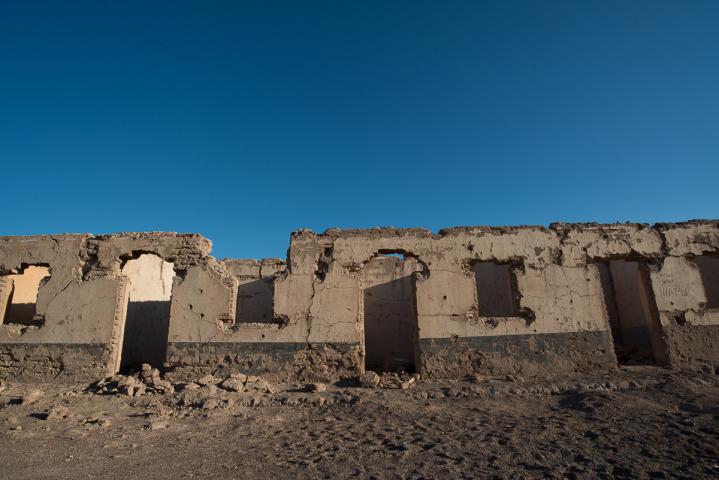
[235,279,279,325]
[471,261,519,317]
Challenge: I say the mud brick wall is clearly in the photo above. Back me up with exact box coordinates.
[1,221,718,382]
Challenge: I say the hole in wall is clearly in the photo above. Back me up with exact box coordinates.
[471,261,519,317]
[380,252,406,260]
[596,260,663,365]
[362,254,421,373]
[235,278,278,325]
[315,246,334,281]
[1,265,50,327]
[693,255,719,309]
[119,254,175,370]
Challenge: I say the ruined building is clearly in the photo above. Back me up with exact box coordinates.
[1,221,718,382]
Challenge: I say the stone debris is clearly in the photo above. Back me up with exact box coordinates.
[196,374,220,387]
[377,372,419,389]
[20,389,43,405]
[45,405,71,420]
[303,383,328,393]
[87,368,175,397]
[146,420,169,431]
[214,374,274,394]
[165,372,276,410]
[84,417,112,429]
[218,377,244,392]
[201,398,221,410]
[400,378,416,390]
[359,371,381,388]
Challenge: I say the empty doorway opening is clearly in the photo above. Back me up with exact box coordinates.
[362,253,422,373]
[119,254,175,370]
[471,261,519,317]
[694,255,719,309]
[596,260,663,365]
[1,265,50,327]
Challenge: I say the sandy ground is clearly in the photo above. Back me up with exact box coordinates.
[1,366,718,479]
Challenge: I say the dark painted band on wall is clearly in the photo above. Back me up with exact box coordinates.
[0,343,109,382]
[662,324,719,369]
[419,331,617,377]
[165,341,363,382]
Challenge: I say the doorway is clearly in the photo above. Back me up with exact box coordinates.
[362,254,421,373]
[596,260,664,365]
[119,254,175,369]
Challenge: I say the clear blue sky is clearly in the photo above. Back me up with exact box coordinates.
[1,1,717,259]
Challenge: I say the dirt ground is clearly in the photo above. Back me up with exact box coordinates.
[1,366,718,480]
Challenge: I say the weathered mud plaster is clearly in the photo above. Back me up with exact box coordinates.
[166,230,363,382]
[551,223,664,267]
[0,235,129,381]
[1,220,718,382]
[649,222,719,369]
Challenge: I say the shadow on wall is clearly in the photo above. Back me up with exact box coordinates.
[120,254,175,369]
[364,276,419,373]
[235,279,274,324]
[121,301,171,368]
[694,255,719,309]
[471,261,518,317]
[1,265,50,327]
[596,260,664,365]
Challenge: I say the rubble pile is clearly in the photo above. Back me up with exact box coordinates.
[87,364,175,396]
[359,371,420,390]
[87,365,275,400]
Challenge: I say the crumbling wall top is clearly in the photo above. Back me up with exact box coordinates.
[221,258,286,279]
[438,225,548,236]
[82,232,213,279]
[655,221,719,256]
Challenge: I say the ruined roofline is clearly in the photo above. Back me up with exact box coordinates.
[548,221,652,230]
[4,220,718,243]
[0,232,210,243]
[88,231,210,241]
[0,233,91,242]
[2,221,717,264]
[653,219,719,229]
[291,219,719,240]
[438,225,549,236]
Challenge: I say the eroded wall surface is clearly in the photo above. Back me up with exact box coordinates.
[649,223,719,369]
[0,233,211,380]
[0,235,127,381]
[1,221,718,382]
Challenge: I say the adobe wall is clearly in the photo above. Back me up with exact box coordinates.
[650,222,719,369]
[1,221,718,382]
[0,233,212,381]
[279,226,613,379]
[0,234,128,381]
